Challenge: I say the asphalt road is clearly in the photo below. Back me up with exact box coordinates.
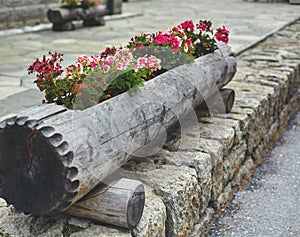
[207,106,300,237]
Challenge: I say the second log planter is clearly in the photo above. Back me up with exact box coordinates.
[0,43,237,216]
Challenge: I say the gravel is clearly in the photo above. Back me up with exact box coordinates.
[207,107,300,237]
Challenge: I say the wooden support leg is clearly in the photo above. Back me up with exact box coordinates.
[197,88,235,114]
[65,178,145,229]
[52,22,75,31]
[83,16,105,27]
[220,88,235,113]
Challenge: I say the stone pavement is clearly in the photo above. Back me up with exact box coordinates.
[0,0,300,118]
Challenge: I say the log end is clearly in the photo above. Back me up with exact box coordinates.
[66,178,146,229]
[47,10,63,24]
[126,182,145,229]
[0,115,78,215]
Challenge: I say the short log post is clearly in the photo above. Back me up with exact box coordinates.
[197,88,235,113]
[0,43,237,216]
[66,178,145,229]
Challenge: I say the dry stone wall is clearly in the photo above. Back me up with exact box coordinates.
[0,20,299,237]
[0,0,58,29]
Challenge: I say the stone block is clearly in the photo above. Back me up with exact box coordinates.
[40,0,57,3]
[223,142,247,186]
[6,0,23,6]
[13,5,46,21]
[0,8,13,22]
[214,184,233,210]
[70,224,131,237]
[24,0,41,4]
[231,157,254,189]
[163,151,213,215]
[263,120,279,146]
[138,165,201,237]
[132,189,166,237]
[0,0,6,7]
[0,198,7,207]
[251,144,264,163]
[200,116,243,146]
[197,123,235,156]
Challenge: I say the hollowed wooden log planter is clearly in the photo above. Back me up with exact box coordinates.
[0,44,237,222]
[47,5,108,31]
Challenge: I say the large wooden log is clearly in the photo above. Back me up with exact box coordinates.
[0,43,237,215]
[65,178,145,229]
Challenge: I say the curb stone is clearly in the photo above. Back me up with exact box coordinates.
[0,20,300,237]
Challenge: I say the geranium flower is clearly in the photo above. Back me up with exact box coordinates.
[215,26,230,43]
[105,56,115,65]
[197,20,212,32]
[179,20,194,32]
[171,36,182,51]
[102,65,111,73]
[154,32,171,45]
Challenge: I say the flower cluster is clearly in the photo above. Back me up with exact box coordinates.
[28,48,161,109]
[128,19,230,59]
[28,19,230,110]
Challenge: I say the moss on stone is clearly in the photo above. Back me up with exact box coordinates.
[62,224,84,237]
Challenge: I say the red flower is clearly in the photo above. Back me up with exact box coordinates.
[215,26,230,43]
[154,32,171,45]
[170,36,182,51]
[179,20,194,32]
[197,20,212,32]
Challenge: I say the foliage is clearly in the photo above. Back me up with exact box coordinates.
[62,224,83,237]
[60,0,100,9]
[28,19,230,110]
[0,232,9,237]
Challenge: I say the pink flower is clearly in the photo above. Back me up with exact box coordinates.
[55,65,62,72]
[154,32,171,45]
[147,55,161,71]
[77,55,89,66]
[215,26,230,43]
[193,39,201,45]
[117,63,127,71]
[105,56,115,65]
[171,36,182,51]
[179,20,194,32]
[137,57,147,68]
[183,43,189,53]
[34,64,40,71]
[102,65,111,73]
[136,55,161,72]
[90,62,97,68]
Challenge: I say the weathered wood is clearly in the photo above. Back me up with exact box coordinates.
[66,178,145,229]
[47,5,107,30]
[0,43,237,215]
[198,88,235,113]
